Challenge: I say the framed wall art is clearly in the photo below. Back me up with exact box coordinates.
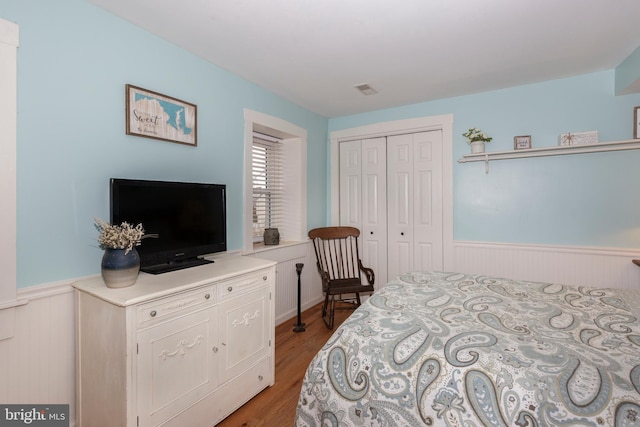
[514,135,532,150]
[125,84,197,146]
[634,106,640,139]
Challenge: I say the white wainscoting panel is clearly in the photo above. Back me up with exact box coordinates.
[1,240,638,427]
[0,280,76,425]
[0,244,324,427]
[453,241,640,290]
[243,241,323,325]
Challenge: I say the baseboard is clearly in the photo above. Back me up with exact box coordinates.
[275,296,324,326]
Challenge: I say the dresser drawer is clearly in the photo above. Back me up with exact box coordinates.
[218,269,272,301]
[137,285,216,328]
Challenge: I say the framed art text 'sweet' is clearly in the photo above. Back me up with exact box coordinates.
[126,84,197,146]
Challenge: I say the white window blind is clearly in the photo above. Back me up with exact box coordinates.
[252,133,283,242]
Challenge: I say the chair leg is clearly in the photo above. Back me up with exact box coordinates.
[322,293,332,329]
[328,296,335,329]
[322,294,336,330]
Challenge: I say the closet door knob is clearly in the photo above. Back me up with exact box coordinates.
[401,232,404,236]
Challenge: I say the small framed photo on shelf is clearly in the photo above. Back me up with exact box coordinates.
[514,135,532,150]
[634,106,640,139]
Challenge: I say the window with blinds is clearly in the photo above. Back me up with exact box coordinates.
[252,133,283,242]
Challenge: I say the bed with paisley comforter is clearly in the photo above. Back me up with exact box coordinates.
[294,271,640,427]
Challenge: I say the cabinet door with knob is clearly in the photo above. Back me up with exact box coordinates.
[218,281,271,383]
[137,299,219,427]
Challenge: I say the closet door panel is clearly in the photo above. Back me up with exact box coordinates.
[338,129,444,285]
[339,140,362,228]
[413,131,443,271]
[345,177,360,224]
[390,241,411,281]
[415,242,434,272]
[387,134,414,281]
[393,172,411,226]
[361,138,387,286]
[363,238,383,284]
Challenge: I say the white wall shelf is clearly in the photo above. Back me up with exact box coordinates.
[458,139,640,173]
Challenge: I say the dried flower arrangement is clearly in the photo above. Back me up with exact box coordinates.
[462,128,493,144]
[94,218,145,255]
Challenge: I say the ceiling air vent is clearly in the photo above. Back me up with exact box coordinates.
[354,83,378,96]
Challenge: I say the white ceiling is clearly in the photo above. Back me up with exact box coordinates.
[87,0,640,118]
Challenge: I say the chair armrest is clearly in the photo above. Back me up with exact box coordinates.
[358,261,375,286]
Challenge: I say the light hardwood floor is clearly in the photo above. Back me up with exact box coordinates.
[215,302,352,427]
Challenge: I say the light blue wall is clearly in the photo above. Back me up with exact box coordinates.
[329,71,640,249]
[1,0,329,288]
[4,0,640,288]
[616,46,640,94]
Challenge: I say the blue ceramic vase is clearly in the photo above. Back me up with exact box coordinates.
[101,248,140,288]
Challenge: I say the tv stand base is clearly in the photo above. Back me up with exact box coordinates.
[142,257,213,274]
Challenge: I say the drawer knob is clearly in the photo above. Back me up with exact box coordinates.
[205,293,211,300]
[227,286,233,292]
[258,375,264,381]
[212,346,218,353]
[150,310,157,318]
[263,276,267,281]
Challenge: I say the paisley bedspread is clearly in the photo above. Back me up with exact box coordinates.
[294,271,640,427]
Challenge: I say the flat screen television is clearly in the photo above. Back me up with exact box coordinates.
[110,178,227,274]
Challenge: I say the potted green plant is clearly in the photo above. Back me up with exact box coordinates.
[463,127,492,153]
[95,218,145,288]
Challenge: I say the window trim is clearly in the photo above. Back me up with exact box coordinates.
[243,109,307,252]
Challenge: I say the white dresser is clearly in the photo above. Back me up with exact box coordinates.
[73,254,276,427]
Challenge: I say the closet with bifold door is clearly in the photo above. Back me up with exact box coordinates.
[339,130,444,287]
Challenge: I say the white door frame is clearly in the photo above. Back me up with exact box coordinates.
[0,16,24,340]
[329,114,454,271]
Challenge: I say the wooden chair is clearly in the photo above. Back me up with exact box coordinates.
[308,226,375,329]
